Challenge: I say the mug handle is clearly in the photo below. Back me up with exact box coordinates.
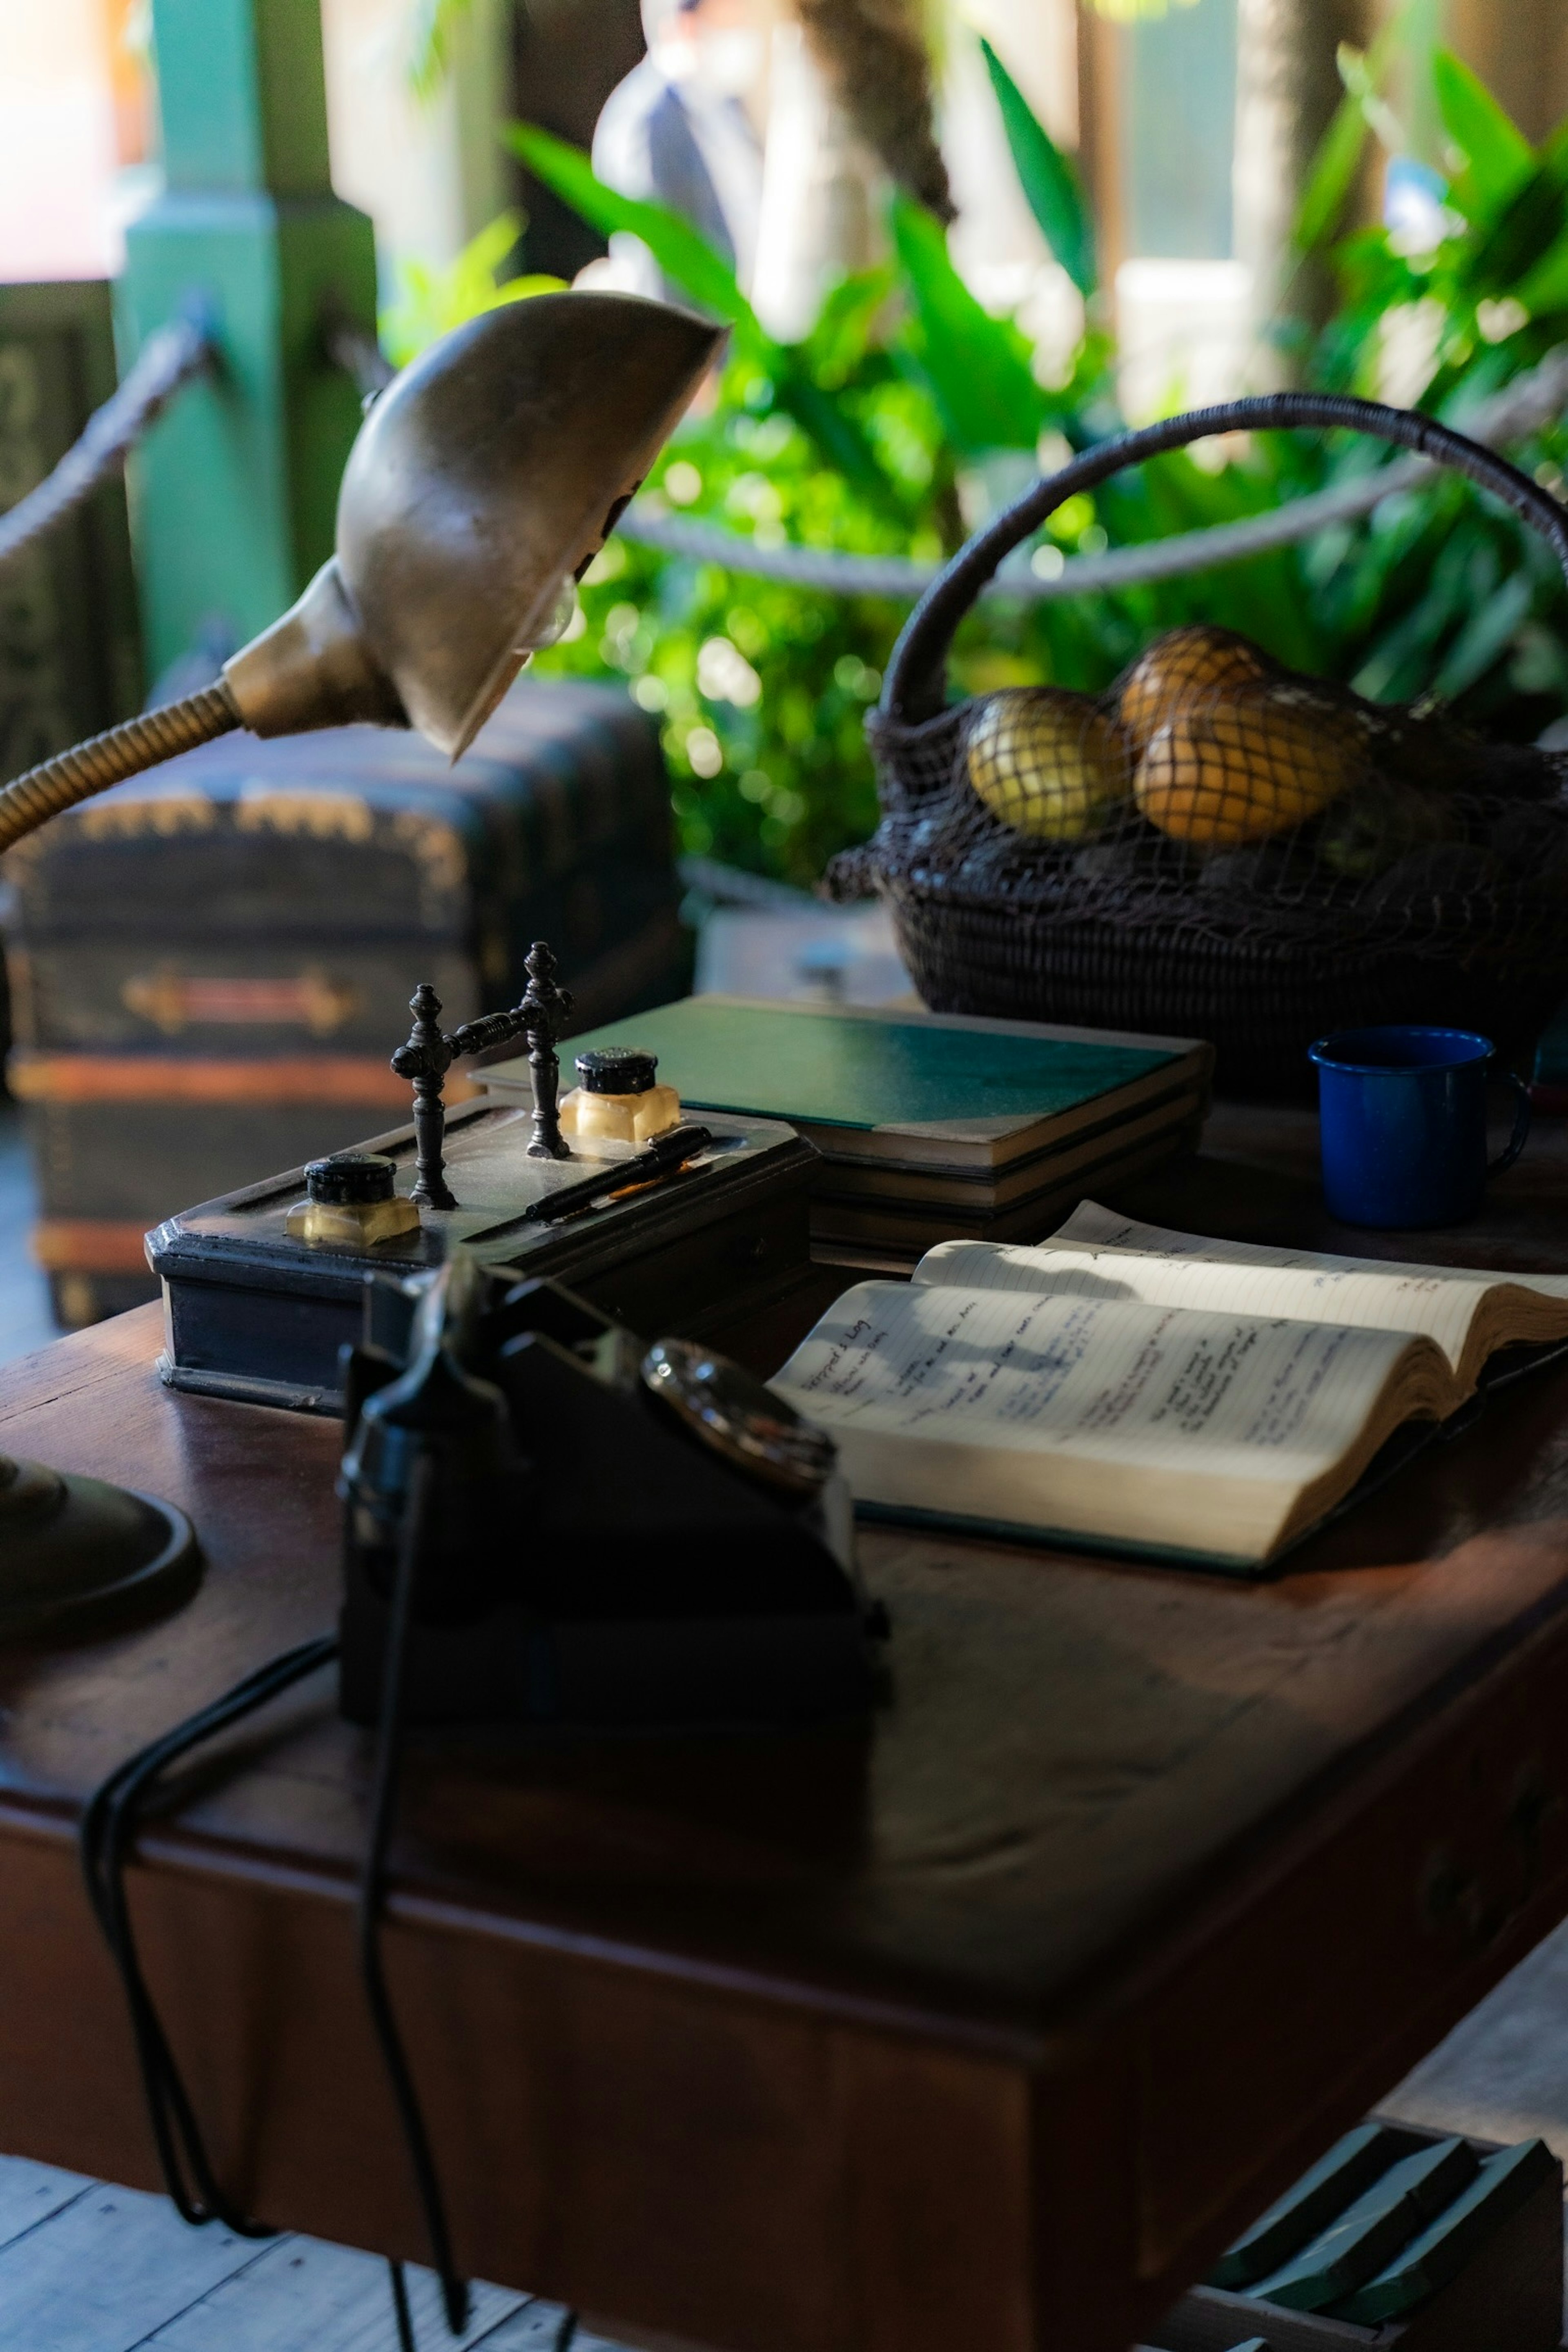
[1490,1069,1532,1177]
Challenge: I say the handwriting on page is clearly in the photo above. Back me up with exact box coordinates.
[1053,1201,1475,1291]
[796,1294,1100,1425]
[1053,1201,1568,1305]
[777,1284,1392,1472]
[918,1201,1547,1372]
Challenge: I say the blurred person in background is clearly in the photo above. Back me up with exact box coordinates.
[592,0,768,299]
[587,0,949,340]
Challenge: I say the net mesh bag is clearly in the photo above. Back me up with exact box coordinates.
[829,392,1568,1096]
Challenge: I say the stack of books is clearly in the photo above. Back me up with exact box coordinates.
[483,998,1213,1272]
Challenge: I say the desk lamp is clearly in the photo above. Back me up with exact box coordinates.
[0,290,722,1640]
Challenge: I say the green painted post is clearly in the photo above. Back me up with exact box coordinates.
[118,0,378,682]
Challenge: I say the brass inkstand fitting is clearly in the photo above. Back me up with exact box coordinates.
[390,942,575,1214]
[286,1152,421,1248]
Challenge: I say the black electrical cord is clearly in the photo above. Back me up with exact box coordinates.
[77,1432,556,2350]
[388,2254,419,2351]
[359,1449,471,2338]
[77,1595,466,2348]
[79,1633,340,2234]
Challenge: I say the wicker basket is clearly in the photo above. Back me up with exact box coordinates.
[830,392,1568,1097]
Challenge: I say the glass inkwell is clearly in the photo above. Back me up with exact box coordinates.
[558,1047,682,1150]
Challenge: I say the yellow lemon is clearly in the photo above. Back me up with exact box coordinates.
[1134,692,1358,846]
[1117,626,1272,751]
[966,689,1129,842]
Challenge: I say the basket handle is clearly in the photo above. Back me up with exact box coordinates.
[881,391,1568,726]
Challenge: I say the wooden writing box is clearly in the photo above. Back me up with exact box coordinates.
[147,1102,818,1413]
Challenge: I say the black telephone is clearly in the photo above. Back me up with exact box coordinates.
[338,1250,886,1729]
[81,1245,882,2348]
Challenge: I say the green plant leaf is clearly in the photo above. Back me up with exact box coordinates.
[1461,122,1568,294]
[1516,229,1568,316]
[980,38,1096,296]
[1294,20,1413,255]
[408,0,475,101]
[1337,36,1406,154]
[771,365,899,504]
[506,125,899,506]
[799,266,898,387]
[504,122,760,337]
[889,193,1046,455]
[379,210,563,367]
[1433,566,1535,698]
[1432,49,1533,212]
[1294,87,1372,253]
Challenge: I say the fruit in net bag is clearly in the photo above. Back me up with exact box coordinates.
[1117,625,1273,750]
[1135,686,1359,846]
[966,688,1130,841]
[1318,775,1460,879]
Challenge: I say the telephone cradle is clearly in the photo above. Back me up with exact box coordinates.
[338,1255,886,1730]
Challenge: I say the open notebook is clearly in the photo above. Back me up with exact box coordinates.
[770,1202,1568,1572]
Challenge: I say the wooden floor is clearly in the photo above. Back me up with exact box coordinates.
[0,2156,630,2352]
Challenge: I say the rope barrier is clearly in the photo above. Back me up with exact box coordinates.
[617,345,1568,602]
[324,316,396,407]
[2,300,1561,619]
[0,311,215,574]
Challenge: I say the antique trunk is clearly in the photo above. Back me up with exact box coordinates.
[0,280,144,1071]
[0,281,142,791]
[1,679,689,1323]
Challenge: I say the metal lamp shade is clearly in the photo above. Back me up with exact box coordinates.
[339,292,722,756]
[221,290,723,757]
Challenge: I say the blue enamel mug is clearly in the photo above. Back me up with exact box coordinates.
[1307,1026,1531,1229]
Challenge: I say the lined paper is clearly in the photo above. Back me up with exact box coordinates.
[774,1282,1412,1486]
[916,1200,1568,1376]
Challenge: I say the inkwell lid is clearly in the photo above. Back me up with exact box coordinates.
[576,1047,657,1096]
[306,1152,398,1206]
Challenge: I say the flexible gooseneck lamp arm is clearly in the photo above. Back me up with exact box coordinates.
[0,291,722,855]
[16,294,719,2352]
[0,296,722,1677]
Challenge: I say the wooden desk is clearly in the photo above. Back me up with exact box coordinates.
[6,1107,1568,2352]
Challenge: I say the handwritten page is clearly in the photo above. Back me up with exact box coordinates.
[915,1200,1568,1376]
[772,1281,1429,1557]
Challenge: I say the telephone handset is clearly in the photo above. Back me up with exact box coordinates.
[338,1250,885,1728]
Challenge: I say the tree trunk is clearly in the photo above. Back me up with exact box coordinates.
[1232,0,1374,367]
[1448,0,1568,149]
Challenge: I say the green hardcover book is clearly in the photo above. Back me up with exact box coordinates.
[809,1122,1204,1265]
[483,998,1213,1174]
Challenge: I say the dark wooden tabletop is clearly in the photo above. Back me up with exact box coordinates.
[5,1102,1568,2352]
[1124,1096,1568,1273]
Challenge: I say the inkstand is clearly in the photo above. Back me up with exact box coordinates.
[390,939,575,1212]
[150,939,821,1414]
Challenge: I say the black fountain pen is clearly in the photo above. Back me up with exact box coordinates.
[521,1123,715,1225]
